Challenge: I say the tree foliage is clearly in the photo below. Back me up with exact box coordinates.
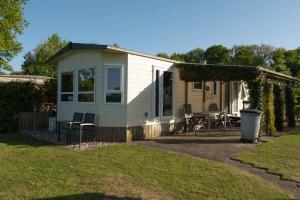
[156,52,169,59]
[0,0,28,72]
[184,48,204,63]
[272,49,291,75]
[22,34,68,77]
[204,45,231,64]
[232,45,264,66]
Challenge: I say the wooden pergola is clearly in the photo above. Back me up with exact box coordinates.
[176,63,299,134]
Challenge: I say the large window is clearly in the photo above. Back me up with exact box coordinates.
[193,82,203,90]
[78,68,95,102]
[105,66,122,103]
[163,71,173,116]
[61,72,73,102]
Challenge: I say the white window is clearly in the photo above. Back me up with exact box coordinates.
[193,82,203,90]
[105,66,123,103]
[212,81,217,96]
[78,68,95,102]
[61,72,74,102]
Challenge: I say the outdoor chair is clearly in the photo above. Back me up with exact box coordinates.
[169,117,176,135]
[183,104,204,133]
[62,112,84,144]
[72,113,96,146]
[219,112,232,128]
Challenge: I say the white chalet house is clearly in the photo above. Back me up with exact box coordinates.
[48,42,247,141]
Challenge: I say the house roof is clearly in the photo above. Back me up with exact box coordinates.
[176,63,300,83]
[47,42,181,64]
[0,75,50,85]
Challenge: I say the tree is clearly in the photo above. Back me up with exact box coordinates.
[272,48,291,75]
[110,43,120,48]
[156,52,169,59]
[22,34,68,77]
[284,49,300,77]
[184,48,204,63]
[255,44,274,66]
[170,53,185,62]
[231,45,266,66]
[0,0,28,72]
[204,45,231,64]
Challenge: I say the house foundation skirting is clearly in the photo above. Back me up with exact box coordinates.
[58,122,178,143]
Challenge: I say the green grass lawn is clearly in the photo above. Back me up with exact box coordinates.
[0,133,293,200]
[235,128,300,184]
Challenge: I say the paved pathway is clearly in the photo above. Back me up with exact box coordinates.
[136,135,300,199]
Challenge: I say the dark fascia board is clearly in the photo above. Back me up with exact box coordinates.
[47,42,181,64]
[46,42,108,64]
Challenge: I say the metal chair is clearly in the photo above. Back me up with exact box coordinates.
[62,112,84,144]
[72,113,96,146]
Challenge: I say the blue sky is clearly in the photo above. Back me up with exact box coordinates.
[10,0,300,71]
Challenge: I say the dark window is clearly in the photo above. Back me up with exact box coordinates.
[193,82,203,90]
[61,72,73,102]
[106,93,122,103]
[107,68,121,90]
[163,71,173,116]
[78,68,94,102]
[105,67,122,103]
[155,70,159,117]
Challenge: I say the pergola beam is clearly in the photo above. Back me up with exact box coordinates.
[176,63,299,83]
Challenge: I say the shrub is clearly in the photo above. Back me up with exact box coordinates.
[0,79,56,132]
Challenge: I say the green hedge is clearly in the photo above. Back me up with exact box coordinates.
[285,85,296,127]
[0,81,48,132]
[273,84,284,131]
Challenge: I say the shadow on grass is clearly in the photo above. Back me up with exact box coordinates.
[0,133,55,147]
[33,192,141,200]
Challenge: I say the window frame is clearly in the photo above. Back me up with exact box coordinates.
[60,71,74,103]
[192,81,203,91]
[151,66,174,120]
[77,67,96,104]
[104,64,124,104]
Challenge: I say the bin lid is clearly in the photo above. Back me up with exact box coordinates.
[240,109,262,114]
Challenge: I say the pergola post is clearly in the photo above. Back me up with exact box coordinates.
[203,81,206,111]
[263,81,275,135]
[184,81,188,104]
[273,84,284,132]
[285,85,296,127]
[219,81,223,111]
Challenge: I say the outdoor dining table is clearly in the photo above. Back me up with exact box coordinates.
[193,112,228,135]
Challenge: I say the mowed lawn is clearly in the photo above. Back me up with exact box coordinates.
[236,128,300,185]
[0,134,292,200]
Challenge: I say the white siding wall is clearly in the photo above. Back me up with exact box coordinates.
[57,51,127,127]
[127,54,174,126]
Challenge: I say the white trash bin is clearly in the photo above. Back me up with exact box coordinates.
[240,109,261,143]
